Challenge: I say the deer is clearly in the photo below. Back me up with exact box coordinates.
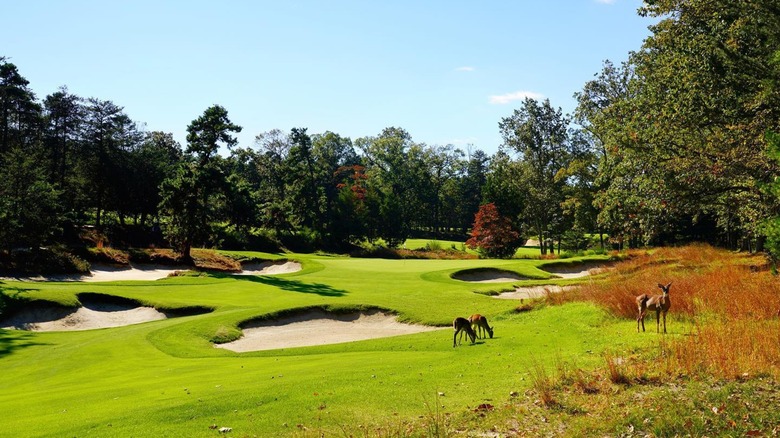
[468,314,494,339]
[636,282,672,333]
[453,317,477,347]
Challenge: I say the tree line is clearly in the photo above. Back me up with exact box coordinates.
[1,0,779,260]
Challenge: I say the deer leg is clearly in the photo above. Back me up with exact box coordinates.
[637,309,646,332]
[655,309,661,333]
[662,311,667,334]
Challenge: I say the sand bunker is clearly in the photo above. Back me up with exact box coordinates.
[0,263,189,282]
[452,269,525,283]
[540,262,610,279]
[493,285,577,300]
[1,260,302,283]
[86,264,190,282]
[215,309,443,352]
[236,261,302,276]
[1,301,168,331]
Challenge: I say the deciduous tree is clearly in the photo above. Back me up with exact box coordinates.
[466,203,520,258]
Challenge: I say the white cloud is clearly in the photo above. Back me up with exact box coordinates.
[595,0,616,4]
[488,90,545,104]
[455,66,475,72]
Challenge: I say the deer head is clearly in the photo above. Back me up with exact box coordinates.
[657,282,672,294]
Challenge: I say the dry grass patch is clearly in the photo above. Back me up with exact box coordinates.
[560,244,780,380]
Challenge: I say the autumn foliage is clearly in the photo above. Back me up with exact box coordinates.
[562,244,780,379]
[466,203,520,259]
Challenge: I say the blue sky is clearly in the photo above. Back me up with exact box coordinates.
[3,0,654,154]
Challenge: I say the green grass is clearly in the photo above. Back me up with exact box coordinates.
[403,238,553,259]
[0,252,655,436]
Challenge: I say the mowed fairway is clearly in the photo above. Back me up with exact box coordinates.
[0,253,657,436]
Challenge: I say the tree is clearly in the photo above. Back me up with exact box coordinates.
[43,86,84,188]
[357,127,419,246]
[185,104,241,163]
[482,150,525,232]
[424,144,464,237]
[160,105,241,260]
[575,60,648,248]
[0,145,60,250]
[159,162,204,261]
[617,0,780,248]
[80,98,142,226]
[466,203,520,258]
[0,58,41,155]
[130,131,183,227]
[254,129,293,232]
[311,131,358,246]
[456,148,489,234]
[499,98,573,254]
[287,127,319,230]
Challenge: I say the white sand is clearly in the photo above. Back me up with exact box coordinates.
[215,309,443,352]
[1,302,167,331]
[1,260,302,283]
[540,262,610,279]
[235,261,302,276]
[493,285,577,300]
[452,270,525,283]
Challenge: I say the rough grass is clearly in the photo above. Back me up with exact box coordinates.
[559,244,780,381]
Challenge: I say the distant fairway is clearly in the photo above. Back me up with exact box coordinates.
[403,238,544,258]
[0,251,645,436]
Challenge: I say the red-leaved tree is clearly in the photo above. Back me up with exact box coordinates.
[466,203,521,258]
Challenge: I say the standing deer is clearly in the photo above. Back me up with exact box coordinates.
[468,314,494,339]
[636,282,672,333]
[453,317,477,347]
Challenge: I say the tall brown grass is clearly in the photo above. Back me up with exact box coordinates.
[565,244,780,379]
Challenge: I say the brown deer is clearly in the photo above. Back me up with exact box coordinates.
[453,317,477,347]
[636,282,672,333]
[468,314,494,339]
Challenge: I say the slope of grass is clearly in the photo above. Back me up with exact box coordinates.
[4,246,773,436]
[0,252,642,436]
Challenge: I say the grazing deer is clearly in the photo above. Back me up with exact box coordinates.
[636,282,672,333]
[453,317,477,347]
[468,314,494,339]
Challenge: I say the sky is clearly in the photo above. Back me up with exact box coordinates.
[2,0,656,154]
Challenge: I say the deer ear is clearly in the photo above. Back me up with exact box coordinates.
[666,282,672,288]
[657,283,664,288]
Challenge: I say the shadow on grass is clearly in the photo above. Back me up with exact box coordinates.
[219,274,347,297]
[0,330,48,358]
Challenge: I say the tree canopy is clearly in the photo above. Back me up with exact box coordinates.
[2,0,780,261]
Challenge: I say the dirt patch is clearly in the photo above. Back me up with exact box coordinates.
[237,261,302,276]
[215,309,443,352]
[452,269,525,283]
